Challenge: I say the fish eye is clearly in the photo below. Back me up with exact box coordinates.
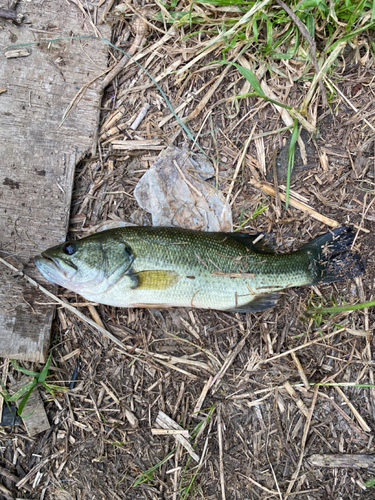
[63,243,76,256]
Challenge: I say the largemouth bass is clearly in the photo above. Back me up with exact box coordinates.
[34,226,363,312]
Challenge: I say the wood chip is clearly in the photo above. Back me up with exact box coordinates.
[290,352,310,390]
[111,139,164,150]
[319,151,329,171]
[308,454,375,469]
[156,411,199,462]
[124,408,139,428]
[193,376,213,414]
[151,428,190,437]
[283,381,309,417]
[4,49,30,58]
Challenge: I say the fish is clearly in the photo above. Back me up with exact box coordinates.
[34,226,364,313]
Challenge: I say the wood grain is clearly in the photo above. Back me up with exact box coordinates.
[0,1,110,361]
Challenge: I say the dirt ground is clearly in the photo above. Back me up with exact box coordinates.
[1,2,375,500]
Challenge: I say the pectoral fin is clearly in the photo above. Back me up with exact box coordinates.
[131,270,181,290]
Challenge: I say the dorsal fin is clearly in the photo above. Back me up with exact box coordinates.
[223,232,275,254]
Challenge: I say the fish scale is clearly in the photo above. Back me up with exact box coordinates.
[114,227,310,309]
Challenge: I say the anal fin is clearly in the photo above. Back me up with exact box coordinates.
[228,292,279,313]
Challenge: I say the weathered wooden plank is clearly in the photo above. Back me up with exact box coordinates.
[10,377,50,437]
[0,1,110,361]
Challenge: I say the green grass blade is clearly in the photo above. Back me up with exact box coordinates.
[7,380,37,402]
[42,382,69,397]
[39,352,53,383]
[132,449,175,487]
[365,477,375,488]
[346,0,367,31]
[11,360,39,377]
[0,379,9,398]
[306,298,375,317]
[327,22,375,52]
[216,60,265,96]
[16,381,37,417]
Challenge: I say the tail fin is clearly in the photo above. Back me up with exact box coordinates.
[301,227,364,285]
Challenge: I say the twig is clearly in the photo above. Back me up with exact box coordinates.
[186,48,242,122]
[239,473,279,495]
[0,484,13,500]
[334,386,371,433]
[16,450,65,488]
[152,358,199,380]
[217,405,226,500]
[158,74,218,128]
[249,179,339,226]
[249,179,370,232]
[173,443,180,500]
[87,303,106,330]
[59,67,110,128]
[326,77,375,133]
[260,79,312,160]
[112,139,163,151]
[211,272,255,278]
[275,0,328,108]
[319,391,369,440]
[69,0,101,37]
[151,429,190,436]
[283,381,309,417]
[284,386,319,499]
[193,376,213,414]
[175,43,221,78]
[0,467,32,492]
[173,160,202,197]
[210,331,251,393]
[101,30,178,133]
[352,194,375,247]
[291,352,310,390]
[259,329,346,365]
[121,0,167,35]
[226,123,256,205]
[99,16,147,92]
[99,0,116,23]
[302,42,345,112]
[130,102,150,130]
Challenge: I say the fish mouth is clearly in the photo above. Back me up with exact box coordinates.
[35,253,78,281]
